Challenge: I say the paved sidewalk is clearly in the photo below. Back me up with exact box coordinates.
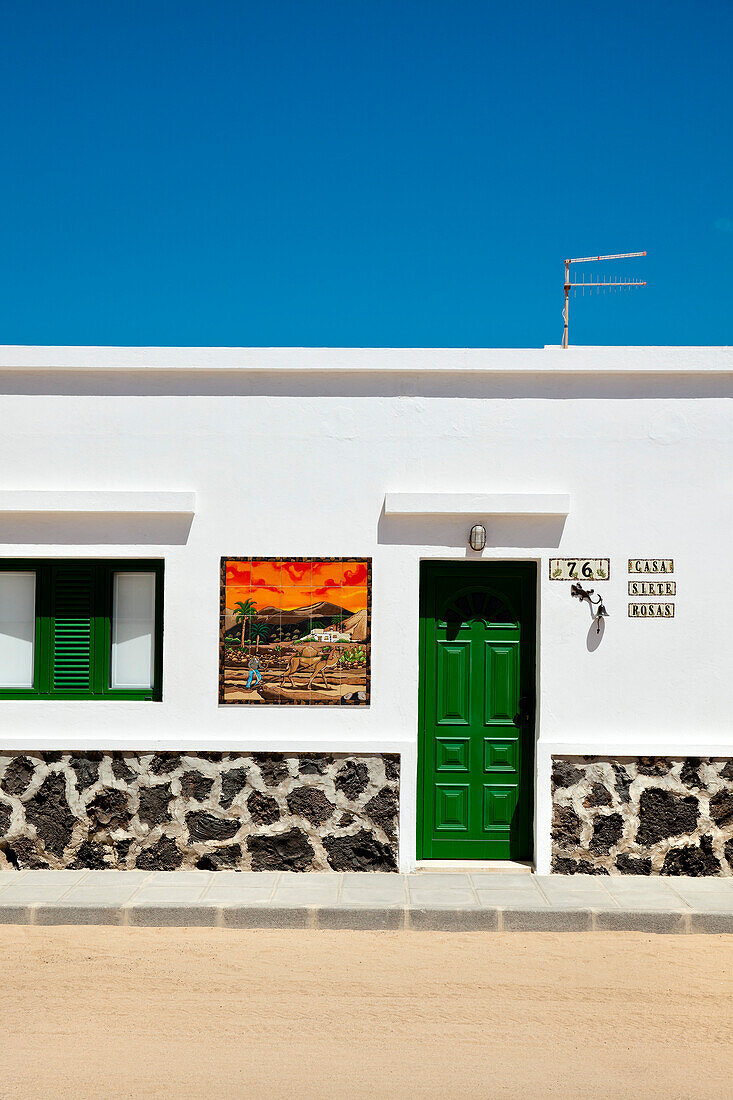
[0,870,731,932]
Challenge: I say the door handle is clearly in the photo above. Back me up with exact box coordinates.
[514,695,535,726]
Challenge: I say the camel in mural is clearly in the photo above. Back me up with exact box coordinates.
[280,645,339,690]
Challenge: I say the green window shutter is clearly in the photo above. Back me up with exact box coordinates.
[50,565,97,693]
[0,558,161,700]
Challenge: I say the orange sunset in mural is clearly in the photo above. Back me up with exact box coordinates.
[220,558,371,706]
[224,559,368,615]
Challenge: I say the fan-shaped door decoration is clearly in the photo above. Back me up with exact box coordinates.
[438,586,516,629]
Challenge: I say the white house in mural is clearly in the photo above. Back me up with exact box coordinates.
[0,344,731,877]
[311,629,352,643]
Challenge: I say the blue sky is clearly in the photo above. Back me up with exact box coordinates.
[1,1,731,347]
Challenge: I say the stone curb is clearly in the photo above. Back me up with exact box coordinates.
[501,907,592,932]
[221,906,311,929]
[125,904,218,928]
[687,911,733,934]
[0,902,731,932]
[592,909,690,934]
[316,907,405,930]
[0,905,31,925]
[407,908,499,932]
[34,904,125,926]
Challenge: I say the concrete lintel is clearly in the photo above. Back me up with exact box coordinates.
[384,493,571,517]
[0,491,196,515]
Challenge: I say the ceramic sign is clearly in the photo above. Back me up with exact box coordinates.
[628,581,676,596]
[628,602,675,618]
[549,558,610,581]
[628,559,674,574]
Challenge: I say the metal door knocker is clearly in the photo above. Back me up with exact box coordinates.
[570,582,609,634]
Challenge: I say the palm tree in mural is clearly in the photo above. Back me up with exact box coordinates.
[249,620,272,652]
[233,599,256,647]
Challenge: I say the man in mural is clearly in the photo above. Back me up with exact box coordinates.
[246,654,262,690]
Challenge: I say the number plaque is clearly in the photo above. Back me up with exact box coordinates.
[549,558,610,582]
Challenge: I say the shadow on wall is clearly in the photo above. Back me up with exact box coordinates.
[0,512,194,545]
[0,371,730,400]
[377,507,566,549]
[586,613,605,651]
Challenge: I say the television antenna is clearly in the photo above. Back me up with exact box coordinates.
[562,251,646,348]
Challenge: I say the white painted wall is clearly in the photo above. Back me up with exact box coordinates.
[0,345,731,871]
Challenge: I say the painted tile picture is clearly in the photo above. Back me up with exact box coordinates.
[220,558,371,705]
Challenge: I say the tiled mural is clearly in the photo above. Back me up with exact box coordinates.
[220,558,371,705]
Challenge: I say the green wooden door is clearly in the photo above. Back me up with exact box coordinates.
[418,562,536,860]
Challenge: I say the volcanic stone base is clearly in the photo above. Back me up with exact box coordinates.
[552,756,733,876]
[0,751,399,872]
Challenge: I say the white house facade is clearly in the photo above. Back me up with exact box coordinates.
[0,344,731,875]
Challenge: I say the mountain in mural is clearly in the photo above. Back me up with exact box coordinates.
[255,602,353,623]
[224,601,358,641]
[342,608,368,640]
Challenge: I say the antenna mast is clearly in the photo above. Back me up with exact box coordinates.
[562,251,646,348]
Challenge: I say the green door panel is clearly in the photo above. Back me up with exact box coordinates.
[436,737,470,771]
[484,641,518,724]
[436,641,471,724]
[435,784,470,831]
[418,562,536,861]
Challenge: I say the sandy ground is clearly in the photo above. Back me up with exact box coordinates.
[1,928,731,1099]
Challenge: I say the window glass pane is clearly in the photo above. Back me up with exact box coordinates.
[0,572,36,688]
[111,572,155,689]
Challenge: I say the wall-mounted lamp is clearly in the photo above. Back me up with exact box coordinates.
[469,524,486,551]
[571,582,609,634]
